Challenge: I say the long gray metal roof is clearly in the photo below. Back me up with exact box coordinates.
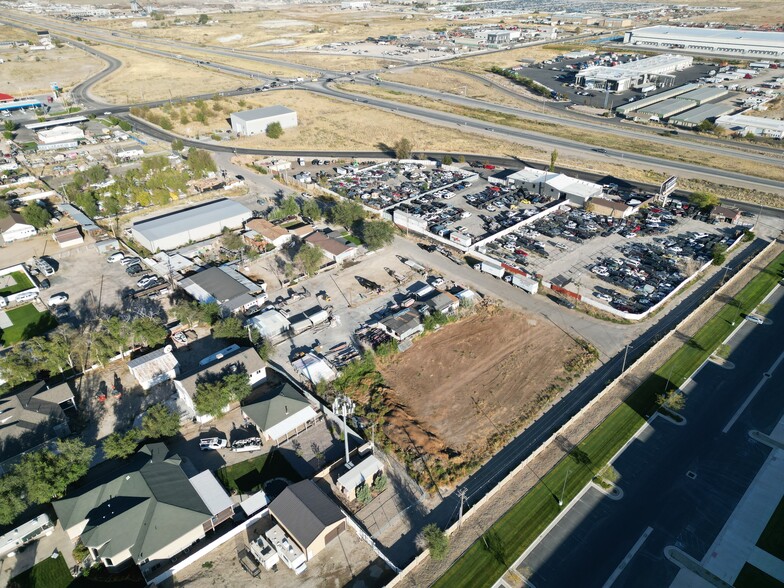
[231,106,295,122]
[132,199,251,242]
[670,103,735,125]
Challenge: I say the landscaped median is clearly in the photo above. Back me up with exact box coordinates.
[433,249,784,588]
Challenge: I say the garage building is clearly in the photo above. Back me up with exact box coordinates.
[624,26,784,59]
[575,54,693,93]
[635,98,696,120]
[131,198,252,251]
[230,106,298,137]
[669,103,735,128]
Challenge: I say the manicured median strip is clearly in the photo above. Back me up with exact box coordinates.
[434,250,784,588]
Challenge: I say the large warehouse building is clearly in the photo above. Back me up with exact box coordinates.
[575,54,693,92]
[131,198,252,251]
[623,26,784,59]
[715,113,784,139]
[230,106,298,137]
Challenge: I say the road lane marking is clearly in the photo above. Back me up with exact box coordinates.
[602,526,653,588]
[723,349,784,434]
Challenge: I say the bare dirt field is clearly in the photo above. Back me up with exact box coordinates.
[145,91,540,156]
[90,45,243,103]
[379,308,585,457]
[0,45,103,95]
[268,51,398,73]
[388,66,525,107]
[449,43,586,74]
[0,24,34,41]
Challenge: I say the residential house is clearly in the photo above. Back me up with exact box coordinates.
[245,218,292,249]
[179,265,267,315]
[287,222,315,240]
[174,347,266,423]
[426,291,460,315]
[53,443,233,578]
[241,382,319,444]
[0,381,76,462]
[128,346,180,391]
[267,480,346,567]
[376,307,424,340]
[0,212,36,243]
[304,230,358,264]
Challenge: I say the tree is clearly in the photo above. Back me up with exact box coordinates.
[656,389,686,411]
[131,317,168,349]
[393,137,413,159]
[698,119,717,133]
[142,403,180,439]
[197,13,209,24]
[199,301,221,325]
[21,203,51,229]
[0,346,36,388]
[372,474,388,493]
[356,483,372,505]
[212,317,247,342]
[83,164,107,184]
[16,439,94,504]
[688,191,720,210]
[422,524,448,560]
[442,154,452,165]
[221,228,244,251]
[329,200,366,228]
[3,120,15,133]
[279,195,300,217]
[550,149,558,173]
[0,475,26,525]
[742,229,755,242]
[194,372,251,417]
[103,429,142,460]
[73,191,99,218]
[301,198,322,221]
[171,300,203,327]
[712,243,728,266]
[295,243,324,276]
[257,338,273,361]
[186,148,217,177]
[360,220,395,250]
[266,122,283,139]
[171,138,184,151]
[0,200,11,219]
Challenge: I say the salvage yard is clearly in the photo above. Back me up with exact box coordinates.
[379,307,592,457]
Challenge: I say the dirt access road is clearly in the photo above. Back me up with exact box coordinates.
[379,308,585,460]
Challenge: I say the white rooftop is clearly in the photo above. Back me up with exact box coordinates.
[189,470,234,516]
[291,353,336,384]
[545,174,602,198]
[716,113,784,132]
[337,454,383,491]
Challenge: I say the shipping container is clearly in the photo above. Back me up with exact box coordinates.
[480,260,505,278]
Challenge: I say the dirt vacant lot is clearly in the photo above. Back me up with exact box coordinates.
[380,308,586,458]
[0,45,103,95]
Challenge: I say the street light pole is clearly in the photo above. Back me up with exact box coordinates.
[333,393,355,467]
[621,344,632,373]
[559,468,570,507]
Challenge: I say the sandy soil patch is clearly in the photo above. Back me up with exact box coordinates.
[450,43,587,74]
[379,309,585,455]
[0,45,103,95]
[388,66,525,107]
[90,45,243,103]
[217,33,243,44]
[267,52,398,72]
[0,24,35,41]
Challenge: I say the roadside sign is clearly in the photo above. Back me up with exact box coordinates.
[659,175,677,197]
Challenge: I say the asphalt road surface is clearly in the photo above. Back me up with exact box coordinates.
[521,285,784,588]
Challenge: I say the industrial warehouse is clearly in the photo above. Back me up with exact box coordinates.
[623,26,784,59]
[131,198,252,251]
[575,54,693,92]
[230,105,298,137]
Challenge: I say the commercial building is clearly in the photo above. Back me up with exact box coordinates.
[53,443,233,578]
[624,26,784,59]
[241,382,319,444]
[179,264,267,314]
[669,103,735,128]
[709,205,741,224]
[36,126,84,150]
[589,198,634,218]
[131,199,252,251]
[715,113,784,139]
[247,309,291,340]
[575,54,693,93]
[230,106,298,137]
[676,86,728,105]
[616,83,700,116]
[504,167,602,205]
[635,98,696,120]
[376,307,424,340]
[0,212,36,243]
[128,346,180,390]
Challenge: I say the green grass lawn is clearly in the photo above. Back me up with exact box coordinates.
[758,495,784,561]
[0,271,35,296]
[734,563,784,588]
[341,232,362,246]
[434,250,784,588]
[0,304,58,346]
[9,554,72,588]
[216,450,302,494]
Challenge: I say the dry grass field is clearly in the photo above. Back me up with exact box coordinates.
[449,43,587,74]
[90,45,243,103]
[145,90,542,156]
[0,45,103,95]
[268,52,398,73]
[387,66,526,106]
[0,24,34,41]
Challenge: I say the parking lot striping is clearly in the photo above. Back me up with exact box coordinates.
[602,526,653,588]
[722,349,784,434]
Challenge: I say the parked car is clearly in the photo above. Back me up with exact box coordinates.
[746,315,764,324]
[136,275,157,289]
[39,278,51,290]
[120,256,140,266]
[200,437,228,451]
[126,264,143,276]
[47,293,69,306]
[107,252,125,263]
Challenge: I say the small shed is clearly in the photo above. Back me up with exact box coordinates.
[248,309,291,340]
[52,226,84,248]
[291,353,336,384]
[128,345,180,390]
[336,454,384,500]
[95,238,120,254]
[709,205,741,224]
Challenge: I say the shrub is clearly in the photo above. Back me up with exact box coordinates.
[422,524,448,560]
[356,483,372,505]
[266,122,283,139]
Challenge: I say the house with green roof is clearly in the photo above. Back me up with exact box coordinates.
[241,382,319,445]
[53,443,233,578]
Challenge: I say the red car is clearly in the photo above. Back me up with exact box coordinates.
[483,164,496,170]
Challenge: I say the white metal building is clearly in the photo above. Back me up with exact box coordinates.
[131,198,252,251]
[576,54,693,93]
[230,106,298,137]
[624,26,784,59]
[715,113,784,139]
[37,126,84,144]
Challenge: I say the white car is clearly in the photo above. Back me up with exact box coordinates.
[136,275,157,288]
[47,293,69,306]
[120,257,140,267]
[200,437,228,451]
[107,252,125,263]
[746,315,764,325]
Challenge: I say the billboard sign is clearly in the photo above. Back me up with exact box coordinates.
[659,175,677,197]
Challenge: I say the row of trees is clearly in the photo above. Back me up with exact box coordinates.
[0,316,169,389]
[0,439,94,525]
[103,403,180,459]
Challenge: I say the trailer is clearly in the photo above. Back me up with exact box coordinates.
[479,260,505,279]
[402,257,427,274]
[507,274,538,294]
[231,437,263,452]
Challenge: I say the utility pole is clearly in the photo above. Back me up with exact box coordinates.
[457,488,468,527]
[333,393,355,467]
[621,344,632,373]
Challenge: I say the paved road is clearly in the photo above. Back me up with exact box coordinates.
[521,285,784,588]
[4,12,784,194]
